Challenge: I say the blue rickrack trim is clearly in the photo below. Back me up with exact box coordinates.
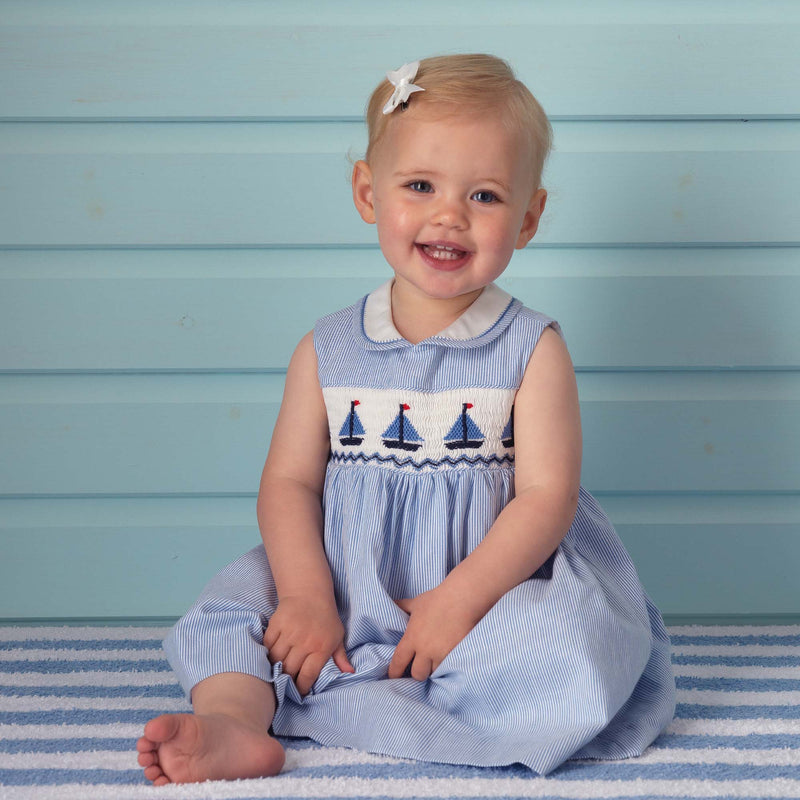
[328,450,515,470]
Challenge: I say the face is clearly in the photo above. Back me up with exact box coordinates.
[353,109,546,305]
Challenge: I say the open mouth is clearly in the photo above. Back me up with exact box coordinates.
[417,243,472,265]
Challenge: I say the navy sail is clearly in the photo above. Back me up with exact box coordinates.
[382,403,423,452]
[444,403,484,450]
[339,400,365,446]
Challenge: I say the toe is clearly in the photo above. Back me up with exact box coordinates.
[144,714,182,744]
[144,763,170,784]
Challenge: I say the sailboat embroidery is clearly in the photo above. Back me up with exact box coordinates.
[444,403,485,450]
[382,403,423,451]
[501,406,514,448]
[338,400,365,446]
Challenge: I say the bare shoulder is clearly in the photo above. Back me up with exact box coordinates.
[282,330,325,422]
[517,326,577,399]
[513,326,582,494]
[262,331,330,490]
[287,330,319,379]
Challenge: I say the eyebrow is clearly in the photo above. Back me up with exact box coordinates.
[392,169,439,180]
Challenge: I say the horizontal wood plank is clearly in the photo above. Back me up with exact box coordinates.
[2,121,798,246]
[2,11,799,119]
[1,494,797,617]
[0,373,797,496]
[2,263,799,371]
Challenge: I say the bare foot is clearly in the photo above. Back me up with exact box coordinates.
[136,712,285,785]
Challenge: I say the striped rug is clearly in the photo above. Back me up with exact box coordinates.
[1,625,799,799]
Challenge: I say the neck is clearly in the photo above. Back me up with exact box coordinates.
[390,282,483,344]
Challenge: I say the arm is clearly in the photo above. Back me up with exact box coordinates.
[258,332,354,694]
[389,328,582,680]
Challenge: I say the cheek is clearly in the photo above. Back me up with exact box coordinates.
[479,219,519,254]
[376,205,416,245]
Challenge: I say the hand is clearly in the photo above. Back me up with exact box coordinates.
[263,594,354,695]
[388,587,481,682]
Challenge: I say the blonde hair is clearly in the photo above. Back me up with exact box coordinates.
[364,54,553,188]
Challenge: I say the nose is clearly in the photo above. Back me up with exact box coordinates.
[430,195,469,230]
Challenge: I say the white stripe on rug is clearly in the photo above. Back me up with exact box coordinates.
[0,670,178,686]
[0,647,165,661]
[3,745,799,772]
[0,751,141,770]
[3,776,800,800]
[670,626,800,636]
[673,664,800,678]
[0,723,146,739]
[667,717,800,735]
[677,689,800,705]
[0,696,191,711]
[0,628,170,642]
[0,746,410,770]
[613,747,800,766]
[673,644,800,656]
[3,716,797,741]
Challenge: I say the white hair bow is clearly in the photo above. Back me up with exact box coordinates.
[382,61,425,115]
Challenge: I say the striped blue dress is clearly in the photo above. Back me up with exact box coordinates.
[164,281,676,775]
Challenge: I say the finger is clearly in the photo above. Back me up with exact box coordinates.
[280,648,307,681]
[296,653,328,696]
[395,598,414,614]
[264,634,288,665]
[388,638,414,679]
[410,656,433,682]
[263,622,280,651]
[332,645,355,674]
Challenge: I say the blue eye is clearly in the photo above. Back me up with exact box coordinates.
[408,180,433,193]
[472,190,498,204]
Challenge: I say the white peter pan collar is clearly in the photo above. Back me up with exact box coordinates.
[362,280,516,345]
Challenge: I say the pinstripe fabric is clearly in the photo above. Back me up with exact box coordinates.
[163,283,675,775]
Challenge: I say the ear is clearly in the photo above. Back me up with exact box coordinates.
[352,160,377,224]
[515,188,547,249]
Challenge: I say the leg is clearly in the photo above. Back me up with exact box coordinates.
[137,672,285,785]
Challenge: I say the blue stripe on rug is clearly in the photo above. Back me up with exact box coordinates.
[4,762,800,785]
[0,738,134,754]
[0,660,171,673]
[1,639,163,651]
[675,703,800,719]
[676,676,800,690]
[674,654,800,666]
[164,794,800,800]
[0,684,184,698]
[671,634,800,646]
[654,732,800,749]
[0,710,168,724]
[212,762,800,780]
[0,769,145,786]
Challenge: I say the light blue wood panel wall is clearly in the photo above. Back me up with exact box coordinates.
[1,1,799,620]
